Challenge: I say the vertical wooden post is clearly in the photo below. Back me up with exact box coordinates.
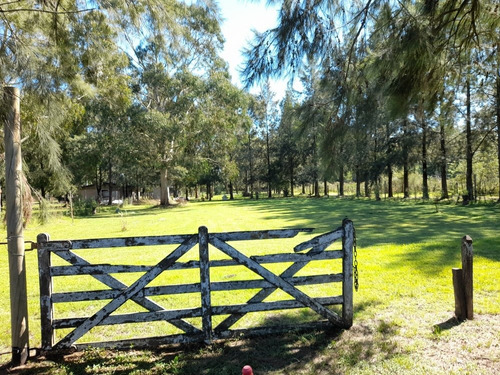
[198,226,212,343]
[37,233,55,350]
[452,268,466,321]
[3,86,29,366]
[461,235,473,319]
[342,219,354,328]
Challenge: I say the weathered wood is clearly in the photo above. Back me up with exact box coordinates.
[210,228,313,242]
[294,227,343,253]
[39,222,354,349]
[342,219,354,328]
[53,296,343,329]
[72,332,207,349]
[211,236,344,326]
[461,235,473,319]
[4,86,29,366]
[53,235,198,349]
[52,274,343,303]
[70,321,335,350]
[215,244,338,332]
[50,264,152,276]
[452,268,466,321]
[50,250,343,276]
[37,234,54,350]
[198,226,212,343]
[68,235,193,250]
[55,250,200,335]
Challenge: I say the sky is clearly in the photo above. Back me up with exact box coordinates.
[217,0,289,97]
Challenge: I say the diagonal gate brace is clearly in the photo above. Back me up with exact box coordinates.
[214,233,341,332]
[53,235,198,349]
[210,237,344,327]
[56,250,201,335]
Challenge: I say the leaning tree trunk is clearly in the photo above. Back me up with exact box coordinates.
[466,78,474,203]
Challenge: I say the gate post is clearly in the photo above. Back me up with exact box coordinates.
[37,233,55,350]
[3,86,29,366]
[198,226,212,343]
[342,219,354,328]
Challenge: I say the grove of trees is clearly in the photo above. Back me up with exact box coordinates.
[1,0,500,211]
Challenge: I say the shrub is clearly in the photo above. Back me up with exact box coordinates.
[72,198,98,216]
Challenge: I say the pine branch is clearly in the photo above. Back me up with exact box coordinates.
[0,7,95,15]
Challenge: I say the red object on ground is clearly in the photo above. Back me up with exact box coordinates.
[242,365,254,375]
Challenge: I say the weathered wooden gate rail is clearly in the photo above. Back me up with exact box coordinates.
[37,219,354,350]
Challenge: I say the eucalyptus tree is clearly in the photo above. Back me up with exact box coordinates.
[189,66,252,200]
[121,0,228,205]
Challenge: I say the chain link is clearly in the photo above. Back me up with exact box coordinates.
[353,225,359,292]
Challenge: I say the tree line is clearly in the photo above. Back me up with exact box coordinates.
[1,0,499,211]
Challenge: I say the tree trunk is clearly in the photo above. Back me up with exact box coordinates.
[403,119,410,199]
[314,179,320,198]
[324,179,328,196]
[386,123,393,198]
[229,181,234,200]
[339,165,344,196]
[440,120,449,199]
[421,117,429,200]
[387,164,393,198]
[466,78,474,202]
[248,132,254,199]
[3,86,29,366]
[355,167,361,197]
[289,158,294,197]
[496,44,500,202]
[160,167,170,206]
[108,159,113,205]
[266,127,271,199]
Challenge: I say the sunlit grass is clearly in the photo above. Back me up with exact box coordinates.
[1,197,499,373]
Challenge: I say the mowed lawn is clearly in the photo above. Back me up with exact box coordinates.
[1,197,499,374]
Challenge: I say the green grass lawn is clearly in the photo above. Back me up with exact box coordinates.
[1,197,499,374]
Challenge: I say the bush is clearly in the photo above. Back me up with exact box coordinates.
[72,198,98,216]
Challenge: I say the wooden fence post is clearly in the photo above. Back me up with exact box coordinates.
[198,226,212,343]
[452,268,466,321]
[461,235,473,319]
[342,219,354,328]
[37,233,55,350]
[3,86,29,366]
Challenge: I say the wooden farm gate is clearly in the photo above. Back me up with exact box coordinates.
[37,219,355,350]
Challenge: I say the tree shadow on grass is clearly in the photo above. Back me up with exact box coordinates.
[6,300,383,375]
[227,198,500,263]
